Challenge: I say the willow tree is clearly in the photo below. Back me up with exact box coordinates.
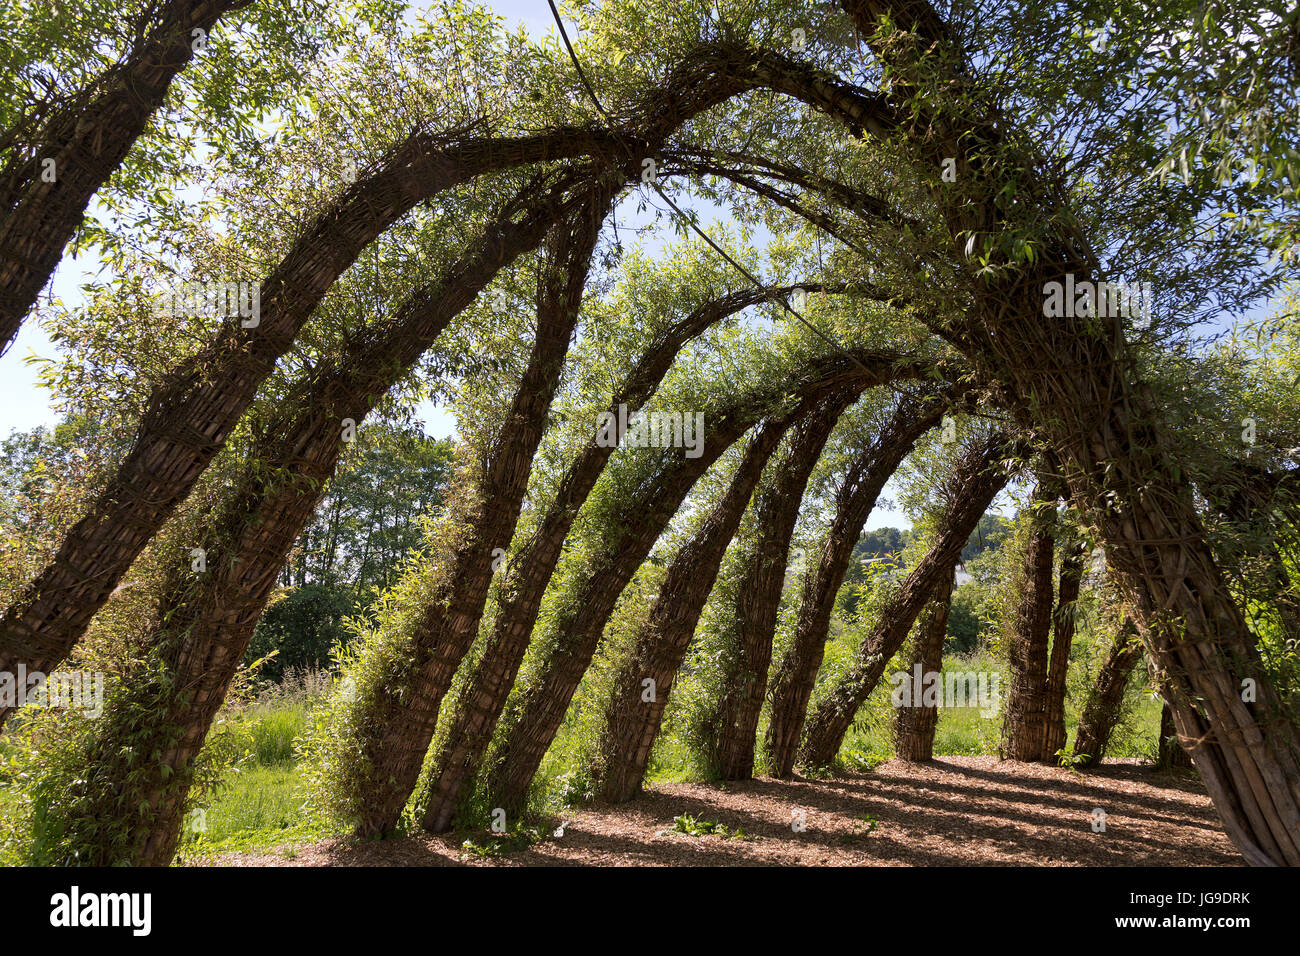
[29,161,602,865]
[1073,617,1146,768]
[471,345,937,821]
[893,575,954,763]
[797,429,1018,768]
[593,385,862,802]
[762,389,957,777]
[417,241,846,832]
[1000,480,1059,762]
[825,0,1300,864]
[0,0,339,350]
[5,0,1297,866]
[0,25,861,708]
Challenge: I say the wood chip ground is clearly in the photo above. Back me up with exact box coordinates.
[199,756,1240,867]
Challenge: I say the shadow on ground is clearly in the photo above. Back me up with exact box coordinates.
[201,756,1239,867]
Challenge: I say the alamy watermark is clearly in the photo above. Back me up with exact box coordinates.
[0,666,104,718]
[50,886,151,936]
[1042,273,1152,329]
[153,280,261,328]
[890,666,1001,718]
[595,403,704,458]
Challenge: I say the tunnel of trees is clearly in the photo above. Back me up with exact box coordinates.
[0,0,1297,866]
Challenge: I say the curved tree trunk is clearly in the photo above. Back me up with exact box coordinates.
[480,352,936,817]
[596,388,858,802]
[590,417,794,802]
[1072,621,1143,770]
[975,221,1300,867]
[893,574,954,762]
[763,392,951,777]
[1043,537,1087,758]
[43,172,591,865]
[1159,700,1194,770]
[1001,482,1058,762]
[416,283,833,833]
[0,137,602,718]
[478,423,762,819]
[343,188,615,838]
[796,432,1014,769]
[0,0,253,352]
[699,388,900,782]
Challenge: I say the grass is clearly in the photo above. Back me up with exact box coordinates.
[644,723,706,787]
[175,764,340,858]
[242,702,310,766]
[174,671,346,859]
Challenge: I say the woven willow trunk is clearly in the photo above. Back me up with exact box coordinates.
[417,439,618,834]
[1072,623,1143,769]
[1004,312,1300,865]
[893,576,954,762]
[418,284,813,833]
[762,394,946,778]
[796,434,1013,769]
[841,0,1300,866]
[131,458,337,866]
[481,435,742,818]
[1001,484,1058,762]
[701,390,903,782]
[1044,539,1087,758]
[62,174,588,864]
[482,354,928,816]
[592,415,803,802]
[347,191,612,838]
[596,390,857,802]
[0,0,252,351]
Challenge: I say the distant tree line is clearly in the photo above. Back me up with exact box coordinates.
[244,424,454,680]
[840,514,1012,651]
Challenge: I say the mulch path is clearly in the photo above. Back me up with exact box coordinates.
[198,756,1240,867]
